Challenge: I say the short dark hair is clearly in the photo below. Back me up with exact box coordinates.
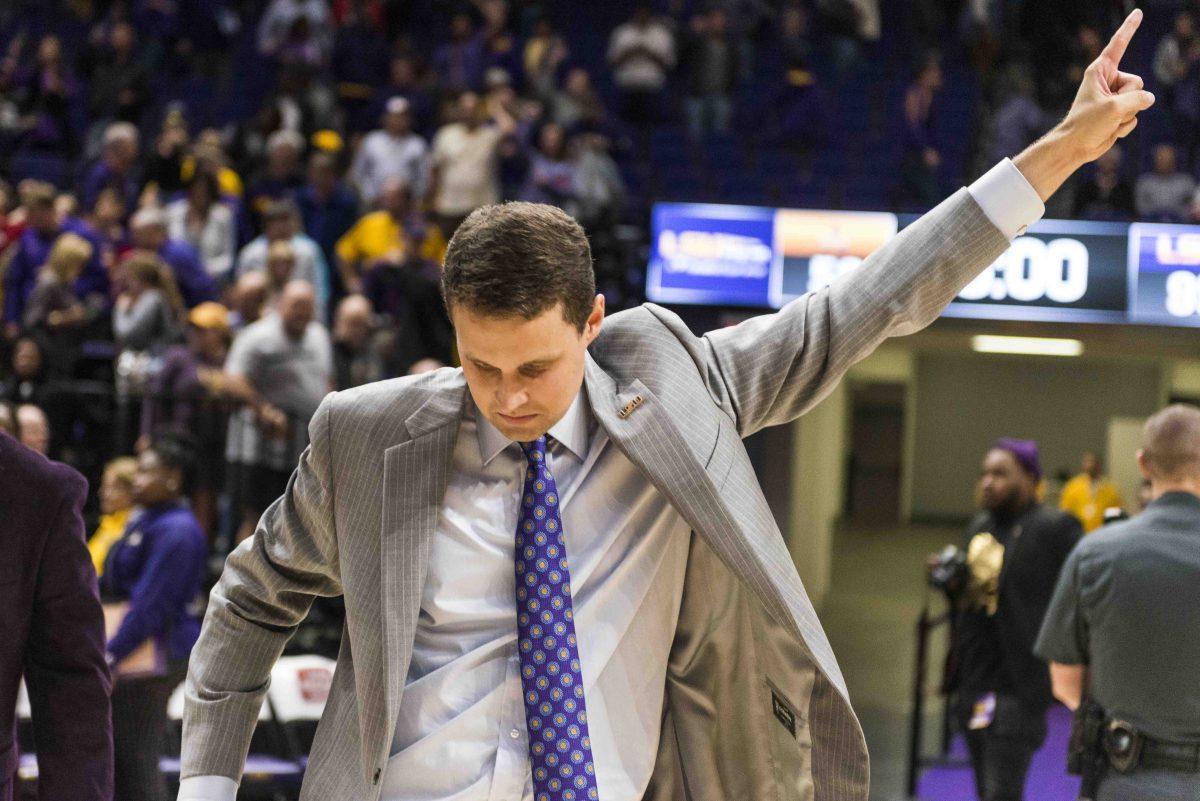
[148,431,198,496]
[441,202,595,331]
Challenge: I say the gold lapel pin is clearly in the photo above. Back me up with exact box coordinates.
[618,394,644,419]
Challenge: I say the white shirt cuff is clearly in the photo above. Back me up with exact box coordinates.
[967,158,1045,240]
[177,775,239,801]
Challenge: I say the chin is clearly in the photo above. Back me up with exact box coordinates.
[493,416,542,441]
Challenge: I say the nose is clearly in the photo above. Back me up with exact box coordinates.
[495,380,529,415]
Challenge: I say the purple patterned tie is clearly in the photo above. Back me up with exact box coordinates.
[515,436,599,801]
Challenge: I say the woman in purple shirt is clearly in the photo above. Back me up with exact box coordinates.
[102,434,207,801]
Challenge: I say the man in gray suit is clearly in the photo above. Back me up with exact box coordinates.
[179,12,1154,801]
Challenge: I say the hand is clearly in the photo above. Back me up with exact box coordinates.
[1059,9,1155,165]
[923,148,941,169]
[257,404,289,439]
[1014,10,1155,202]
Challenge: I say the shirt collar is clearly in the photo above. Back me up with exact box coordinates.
[475,389,591,466]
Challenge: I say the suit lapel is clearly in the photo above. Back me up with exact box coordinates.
[379,380,466,734]
[583,355,840,690]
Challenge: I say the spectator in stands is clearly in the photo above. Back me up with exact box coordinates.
[330,0,391,134]
[1060,451,1124,533]
[165,171,238,286]
[987,67,1047,166]
[86,186,130,276]
[433,10,486,93]
[518,121,578,210]
[1136,144,1195,222]
[607,4,676,129]
[258,0,333,64]
[429,91,515,235]
[332,294,385,389]
[1,335,53,407]
[898,53,944,208]
[1073,146,1135,220]
[143,107,191,198]
[777,3,813,70]
[371,53,436,137]
[22,231,96,334]
[229,271,269,331]
[1153,11,1198,127]
[102,434,207,801]
[13,34,80,156]
[3,181,108,336]
[81,121,141,212]
[681,8,738,142]
[140,302,233,538]
[222,280,332,543]
[89,455,138,577]
[297,151,359,272]
[16,403,50,454]
[337,178,446,293]
[551,68,606,133]
[113,251,182,353]
[351,96,430,207]
[85,19,149,121]
[358,242,451,376]
[573,131,628,234]
[0,400,15,436]
[0,177,24,257]
[524,16,569,101]
[764,55,829,173]
[129,207,218,309]
[263,240,301,306]
[246,129,306,233]
[236,199,331,317]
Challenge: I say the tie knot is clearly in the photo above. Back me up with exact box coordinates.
[520,435,548,463]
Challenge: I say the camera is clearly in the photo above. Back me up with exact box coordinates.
[926,545,968,599]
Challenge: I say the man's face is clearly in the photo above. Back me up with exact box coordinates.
[384,109,411,136]
[454,299,604,443]
[100,469,133,515]
[28,204,57,235]
[980,449,1032,514]
[13,340,41,378]
[16,407,48,455]
[133,223,165,250]
[280,291,315,339]
[131,449,177,507]
[1081,452,1100,478]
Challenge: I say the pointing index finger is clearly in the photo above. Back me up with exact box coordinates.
[1101,8,1143,68]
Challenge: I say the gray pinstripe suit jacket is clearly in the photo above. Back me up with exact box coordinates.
[181,188,1010,799]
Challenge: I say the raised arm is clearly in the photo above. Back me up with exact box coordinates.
[700,10,1153,438]
[179,394,341,789]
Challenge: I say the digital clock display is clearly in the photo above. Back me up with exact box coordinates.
[647,202,1200,329]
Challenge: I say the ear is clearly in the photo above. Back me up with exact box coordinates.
[1136,449,1152,481]
[581,294,605,346]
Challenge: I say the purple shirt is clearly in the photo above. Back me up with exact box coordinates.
[2,218,108,324]
[102,501,207,663]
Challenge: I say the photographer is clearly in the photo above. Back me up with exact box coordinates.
[1037,405,1200,800]
[948,439,1082,801]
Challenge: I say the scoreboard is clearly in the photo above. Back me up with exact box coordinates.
[647,202,1200,329]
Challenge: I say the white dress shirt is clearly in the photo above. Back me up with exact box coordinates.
[351,130,431,206]
[178,158,1045,801]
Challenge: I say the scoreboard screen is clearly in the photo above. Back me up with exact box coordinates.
[647,201,1200,329]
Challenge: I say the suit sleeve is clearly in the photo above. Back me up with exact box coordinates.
[181,392,341,783]
[699,187,1014,437]
[24,469,114,801]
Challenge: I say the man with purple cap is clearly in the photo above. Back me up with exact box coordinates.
[948,438,1083,801]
